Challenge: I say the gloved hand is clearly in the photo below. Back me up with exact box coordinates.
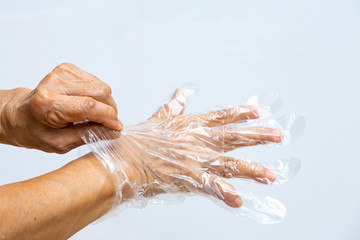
[0,63,122,153]
[86,88,290,223]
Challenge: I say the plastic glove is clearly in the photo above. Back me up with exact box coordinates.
[85,87,302,223]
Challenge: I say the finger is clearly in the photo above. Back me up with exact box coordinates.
[206,156,276,184]
[52,63,118,112]
[150,88,187,120]
[48,123,120,153]
[47,95,123,131]
[197,172,242,208]
[204,126,283,152]
[223,126,283,150]
[52,62,99,83]
[63,81,118,113]
[196,105,262,127]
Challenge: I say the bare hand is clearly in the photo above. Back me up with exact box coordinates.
[0,63,122,153]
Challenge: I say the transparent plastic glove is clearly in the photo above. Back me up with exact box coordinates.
[85,88,303,224]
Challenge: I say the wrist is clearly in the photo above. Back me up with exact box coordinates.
[61,153,117,220]
[0,87,32,146]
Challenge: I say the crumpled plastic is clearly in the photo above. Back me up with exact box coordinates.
[83,86,305,224]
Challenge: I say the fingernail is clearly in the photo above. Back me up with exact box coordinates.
[265,170,276,183]
[233,196,243,208]
[272,129,283,143]
[116,120,124,131]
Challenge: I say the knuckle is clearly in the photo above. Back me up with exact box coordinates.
[45,71,57,79]
[80,97,96,114]
[40,72,66,91]
[53,62,73,71]
[212,164,227,177]
[227,132,238,142]
[42,72,58,84]
[44,72,67,87]
[53,63,81,79]
[29,88,52,113]
[99,83,112,96]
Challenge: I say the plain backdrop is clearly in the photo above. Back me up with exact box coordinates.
[0,0,359,239]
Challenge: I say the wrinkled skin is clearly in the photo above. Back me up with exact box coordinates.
[0,63,122,153]
[89,89,283,208]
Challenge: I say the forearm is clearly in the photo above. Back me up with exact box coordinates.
[0,89,15,144]
[0,88,31,146]
[0,153,116,240]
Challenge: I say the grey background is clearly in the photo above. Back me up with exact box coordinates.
[0,0,359,239]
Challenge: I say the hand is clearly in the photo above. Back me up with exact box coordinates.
[88,88,283,208]
[0,63,122,153]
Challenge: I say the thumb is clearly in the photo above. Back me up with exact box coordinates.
[150,87,194,121]
[53,122,120,153]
